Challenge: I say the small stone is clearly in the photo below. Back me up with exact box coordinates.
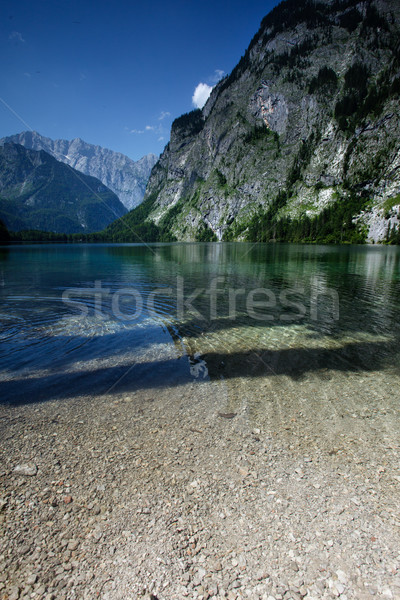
[63,496,73,504]
[13,463,37,477]
[26,574,38,585]
[67,540,79,551]
[335,583,345,595]
[238,554,246,568]
[336,570,347,584]
[8,586,20,600]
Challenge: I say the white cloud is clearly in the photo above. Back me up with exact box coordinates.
[145,125,155,131]
[158,136,165,141]
[212,69,225,83]
[159,111,171,120]
[192,83,212,109]
[130,129,144,134]
[9,31,25,43]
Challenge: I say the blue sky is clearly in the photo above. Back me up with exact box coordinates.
[1,0,280,161]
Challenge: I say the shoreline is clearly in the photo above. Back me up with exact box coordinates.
[1,377,400,600]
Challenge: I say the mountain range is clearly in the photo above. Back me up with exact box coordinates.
[0,131,158,211]
[0,143,127,234]
[112,0,400,245]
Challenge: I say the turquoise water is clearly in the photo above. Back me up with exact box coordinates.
[1,242,400,405]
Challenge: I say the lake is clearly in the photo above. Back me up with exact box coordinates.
[1,242,400,428]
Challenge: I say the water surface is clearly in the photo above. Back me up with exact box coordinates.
[1,243,400,416]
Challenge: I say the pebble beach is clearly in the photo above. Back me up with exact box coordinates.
[1,366,400,600]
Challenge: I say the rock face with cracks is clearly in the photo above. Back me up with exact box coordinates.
[140,0,400,243]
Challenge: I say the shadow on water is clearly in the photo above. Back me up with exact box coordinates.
[1,242,400,406]
[1,338,396,406]
[0,325,176,374]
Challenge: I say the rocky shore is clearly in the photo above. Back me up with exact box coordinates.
[1,375,400,600]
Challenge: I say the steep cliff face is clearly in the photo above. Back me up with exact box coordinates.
[143,0,400,243]
[0,132,158,211]
[0,143,126,233]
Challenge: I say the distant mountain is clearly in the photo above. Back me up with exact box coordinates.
[0,143,127,234]
[0,131,158,211]
[114,0,400,244]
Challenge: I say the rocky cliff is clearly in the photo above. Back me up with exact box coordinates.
[0,143,127,233]
[0,132,158,211]
[138,0,400,243]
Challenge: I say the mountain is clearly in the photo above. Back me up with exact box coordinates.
[113,0,400,244]
[0,131,158,211]
[0,143,127,234]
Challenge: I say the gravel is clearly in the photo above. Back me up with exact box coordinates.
[1,375,399,600]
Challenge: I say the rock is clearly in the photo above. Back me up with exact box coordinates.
[238,466,249,478]
[67,540,79,551]
[8,587,20,600]
[13,463,37,476]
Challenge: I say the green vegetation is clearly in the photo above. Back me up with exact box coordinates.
[172,110,204,136]
[244,124,280,148]
[339,8,362,32]
[157,201,185,241]
[335,62,370,130]
[382,194,400,214]
[231,190,369,244]
[308,66,338,95]
[195,222,218,242]
[214,169,227,187]
[0,218,10,242]
[260,0,332,45]
[286,133,319,189]
[216,0,338,98]
[272,35,318,72]
[361,4,389,34]
[335,47,400,132]
[10,192,165,243]
[385,222,400,245]
[102,193,162,242]
[0,144,126,234]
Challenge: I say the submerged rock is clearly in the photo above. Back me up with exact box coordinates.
[13,463,37,476]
